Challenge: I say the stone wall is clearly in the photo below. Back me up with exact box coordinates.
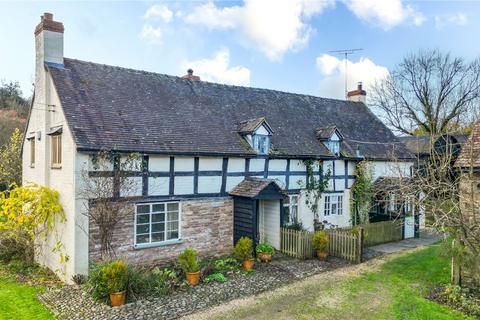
[89,198,234,266]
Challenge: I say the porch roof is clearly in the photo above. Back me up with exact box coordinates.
[229,178,285,199]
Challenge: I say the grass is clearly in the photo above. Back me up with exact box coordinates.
[211,245,472,320]
[0,263,54,320]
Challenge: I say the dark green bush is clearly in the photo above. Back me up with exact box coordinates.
[85,260,129,303]
[284,219,305,231]
[213,257,240,273]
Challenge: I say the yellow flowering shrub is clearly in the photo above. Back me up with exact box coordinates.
[0,183,65,241]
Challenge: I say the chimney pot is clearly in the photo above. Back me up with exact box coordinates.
[44,13,53,20]
[182,69,200,81]
[347,81,367,103]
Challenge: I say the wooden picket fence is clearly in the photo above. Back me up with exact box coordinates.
[325,228,363,263]
[360,220,402,247]
[280,227,363,263]
[280,228,315,259]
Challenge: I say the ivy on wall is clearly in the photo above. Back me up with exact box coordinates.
[350,160,375,225]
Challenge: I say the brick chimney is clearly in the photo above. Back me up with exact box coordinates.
[347,82,366,103]
[35,13,64,67]
[182,69,200,81]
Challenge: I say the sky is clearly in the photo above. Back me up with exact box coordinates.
[0,0,479,100]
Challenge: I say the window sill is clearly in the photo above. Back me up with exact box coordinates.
[51,165,62,170]
[30,165,35,168]
[134,239,183,250]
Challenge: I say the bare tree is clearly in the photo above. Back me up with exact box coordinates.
[390,134,480,287]
[370,49,480,135]
[79,152,143,260]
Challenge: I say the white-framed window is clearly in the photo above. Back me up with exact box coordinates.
[135,202,180,246]
[324,194,343,216]
[283,194,299,224]
[326,140,341,156]
[253,134,270,154]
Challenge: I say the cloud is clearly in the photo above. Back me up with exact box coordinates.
[182,48,251,86]
[184,0,334,61]
[140,25,162,44]
[316,54,389,99]
[344,0,425,30]
[435,13,468,29]
[144,4,173,23]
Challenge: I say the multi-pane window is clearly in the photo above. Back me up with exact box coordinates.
[324,194,343,216]
[135,202,180,246]
[253,135,270,154]
[29,138,35,167]
[283,194,299,224]
[51,134,62,167]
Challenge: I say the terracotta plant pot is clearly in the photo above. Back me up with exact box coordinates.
[186,271,201,286]
[110,291,126,307]
[242,258,255,270]
[257,252,272,262]
[317,250,328,261]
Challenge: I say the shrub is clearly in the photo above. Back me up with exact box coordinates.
[284,219,305,231]
[86,260,129,303]
[72,274,87,285]
[213,258,240,273]
[127,267,179,300]
[0,235,33,264]
[177,248,199,273]
[233,237,253,261]
[204,273,227,284]
[312,231,328,252]
[256,243,275,255]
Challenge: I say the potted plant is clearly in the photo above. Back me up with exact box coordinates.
[104,260,129,307]
[177,248,200,286]
[256,243,275,262]
[312,231,329,261]
[233,237,254,270]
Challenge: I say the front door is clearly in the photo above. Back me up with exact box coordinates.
[258,199,281,249]
[404,216,415,239]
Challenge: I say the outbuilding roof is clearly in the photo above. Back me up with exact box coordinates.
[48,58,412,160]
[229,178,285,199]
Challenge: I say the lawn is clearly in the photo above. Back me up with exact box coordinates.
[195,245,471,320]
[0,264,54,320]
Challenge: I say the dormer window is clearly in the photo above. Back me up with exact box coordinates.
[237,117,274,155]
[253,134,270,154]
[316,126,343,157]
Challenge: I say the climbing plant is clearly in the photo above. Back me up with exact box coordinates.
[80,151,143,259]
[298,159,330,223]
[350,160,375,225]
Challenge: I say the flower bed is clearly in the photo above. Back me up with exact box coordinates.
[39,254,349,319]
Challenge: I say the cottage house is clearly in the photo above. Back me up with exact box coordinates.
[23,13,417,281]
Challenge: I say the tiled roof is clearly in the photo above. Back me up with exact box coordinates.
[229,178,285,198]
[399,134,468,156]
[315,126,338,140]
[48,58,412,159]
[237,117,270,134]
[456,122,480,168]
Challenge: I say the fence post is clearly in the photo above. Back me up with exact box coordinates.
[356,227,364,264]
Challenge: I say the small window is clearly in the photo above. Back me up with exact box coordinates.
[30,139,35,167]
[326,140,341,156]
[283,194,299,224]
[324,194,343,216]
[253,135,270,154]
[135,201,181,246]
[51,134,62,168]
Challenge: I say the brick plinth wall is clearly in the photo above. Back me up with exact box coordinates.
[89,198,234,266]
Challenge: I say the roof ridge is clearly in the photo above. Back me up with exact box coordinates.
[61,57,360,104]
